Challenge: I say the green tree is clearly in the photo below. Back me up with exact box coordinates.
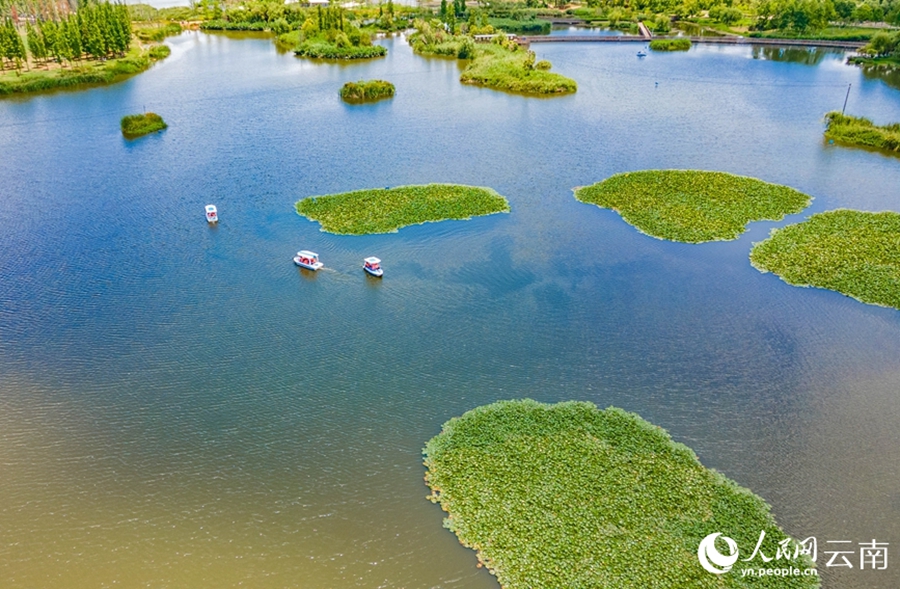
[26,21,47,64]
[2,18,26,69]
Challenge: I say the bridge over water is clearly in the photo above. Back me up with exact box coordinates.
[517,35,866,50]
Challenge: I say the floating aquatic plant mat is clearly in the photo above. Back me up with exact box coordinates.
[296,184,509,235]
[574,170,812,243]
[751,209,900,310]
[424,399,818,589]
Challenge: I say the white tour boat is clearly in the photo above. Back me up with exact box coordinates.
[294,250,324,271]
[363,257,383,277]
[205,204,218,223]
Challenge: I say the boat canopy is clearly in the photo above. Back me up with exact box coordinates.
[206,205,216,211]
[364,257,381,265]
[298,250,319,259]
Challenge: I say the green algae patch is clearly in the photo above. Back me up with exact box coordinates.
[750,209,900,310]
[295,184,510,235]
[120,112,167,139]
[424,399,819,589]
[574,170,812,243]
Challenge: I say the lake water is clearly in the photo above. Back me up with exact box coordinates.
[1,33,899,589]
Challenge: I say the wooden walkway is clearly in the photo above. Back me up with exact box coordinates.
[518,35,866,49]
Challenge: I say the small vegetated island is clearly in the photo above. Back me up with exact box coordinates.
[120,112,167,139]
[824,112,900,155]
[0,2,172,97]
[424,399,819,589]
[649,38,692,51]
[574,170,812,243]
[751,210,900,310]
[409,19,576,96]
[281,6,386,60]
[339,79,395,103]
[295,184,509,235]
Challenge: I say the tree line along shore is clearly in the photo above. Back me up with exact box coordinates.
[0,1,175,96]
[2,0,898,97]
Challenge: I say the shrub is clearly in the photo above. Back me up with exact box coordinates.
[457,36,476,59]
[147,45,171,59]
[271,18,291,35]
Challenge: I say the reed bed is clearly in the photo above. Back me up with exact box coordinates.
[824,112,900,155]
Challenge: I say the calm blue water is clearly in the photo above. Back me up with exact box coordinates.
[1,33,899,588]
[549,25,625,37]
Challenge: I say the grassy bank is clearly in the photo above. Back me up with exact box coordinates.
[574,170,812,243]
[750,210,900,310]
[825,112,900,155]
[424,399,819,589]
[0,43,169,97]
[121,112,167,139]
[649,38,692,51]
[339,79,395,103]
[295,183,509,234]
[748,26,881,41]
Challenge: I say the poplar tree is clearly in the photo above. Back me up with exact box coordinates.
[26,21,47,64]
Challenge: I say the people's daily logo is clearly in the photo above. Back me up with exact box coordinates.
[697,531,888,578]
[697,533,739,574]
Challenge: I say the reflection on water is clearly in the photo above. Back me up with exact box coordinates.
[549,25,625,37]
[857,61,900,91]
[752,45,844,65]
[1,32,900,589]
[674,21,726,36]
